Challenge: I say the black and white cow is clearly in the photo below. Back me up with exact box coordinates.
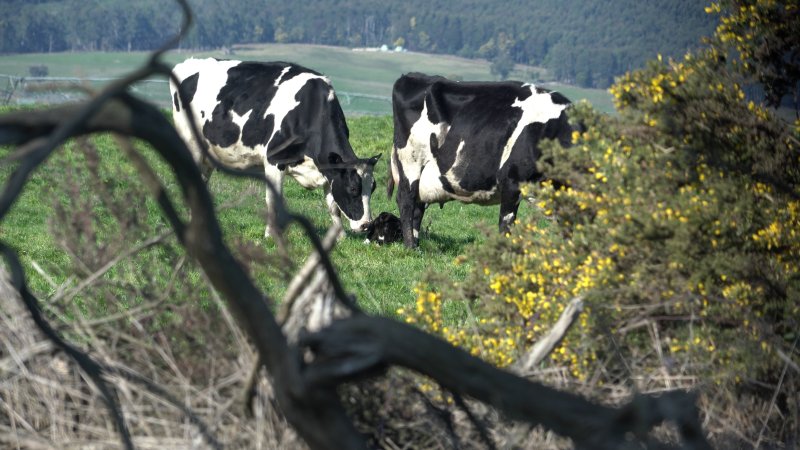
[388,73,573,248]
[170,57,379,237]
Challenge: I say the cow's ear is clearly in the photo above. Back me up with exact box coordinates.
[367,153,381,166]
[328,153,343,165]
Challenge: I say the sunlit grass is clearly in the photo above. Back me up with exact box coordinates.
[0,111,527,320]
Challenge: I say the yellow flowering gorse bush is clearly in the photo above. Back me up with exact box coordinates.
[402,0,799,395]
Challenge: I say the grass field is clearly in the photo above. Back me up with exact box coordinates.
[0,109,531,321]
[0,44,610,321]
[0,43,615,115]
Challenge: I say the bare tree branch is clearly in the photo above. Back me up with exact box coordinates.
[300,315,712,450]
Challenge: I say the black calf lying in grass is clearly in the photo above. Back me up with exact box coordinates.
[365,212,402,245]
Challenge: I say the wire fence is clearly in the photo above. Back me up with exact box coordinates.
[0,73,392,116]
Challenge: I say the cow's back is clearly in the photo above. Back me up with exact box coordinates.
[169,58,335,171]
[170,58,260,169]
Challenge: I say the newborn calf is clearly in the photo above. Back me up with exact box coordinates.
[365,212,402,245]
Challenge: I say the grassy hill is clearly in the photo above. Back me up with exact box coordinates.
[0,43,614,115]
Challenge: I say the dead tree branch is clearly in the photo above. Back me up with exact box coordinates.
[299,315,711,450]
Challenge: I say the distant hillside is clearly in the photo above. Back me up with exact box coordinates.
[0,0,716,88]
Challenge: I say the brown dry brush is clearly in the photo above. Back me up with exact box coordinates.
[0,1,713,448]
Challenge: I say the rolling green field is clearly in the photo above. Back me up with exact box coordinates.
[0,43,615,115]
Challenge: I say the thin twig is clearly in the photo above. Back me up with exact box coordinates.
[776,348,800,374]
[115,134,186,237]
[103,364,223,450]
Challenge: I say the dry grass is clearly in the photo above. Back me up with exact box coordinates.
[3,243,766,450]
[5,264,791,450]
[0,264,306,450]
[0,244,706,450]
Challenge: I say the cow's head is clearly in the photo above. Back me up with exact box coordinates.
[326,153,381,232]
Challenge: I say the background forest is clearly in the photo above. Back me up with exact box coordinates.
[0,0,716,88]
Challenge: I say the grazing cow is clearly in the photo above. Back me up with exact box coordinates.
[387,73,573,247]
[365,212,402,245]
[170,57,380,237]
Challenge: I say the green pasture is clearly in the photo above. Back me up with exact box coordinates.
[0,43,614,114]
[0,44,609,320]
[0,110,537,321]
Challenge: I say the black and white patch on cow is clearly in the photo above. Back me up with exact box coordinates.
[388,73,572,248]
[170,57,379,237]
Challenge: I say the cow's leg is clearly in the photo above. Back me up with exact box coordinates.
[499,179,522,234]
[411,193,426,243]
[397,177,425,248]
[264,164,285,238]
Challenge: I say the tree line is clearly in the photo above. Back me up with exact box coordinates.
[0,0,715,87]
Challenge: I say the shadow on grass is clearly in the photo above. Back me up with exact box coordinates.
[340,231,478,255]
[422,232,478,255]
